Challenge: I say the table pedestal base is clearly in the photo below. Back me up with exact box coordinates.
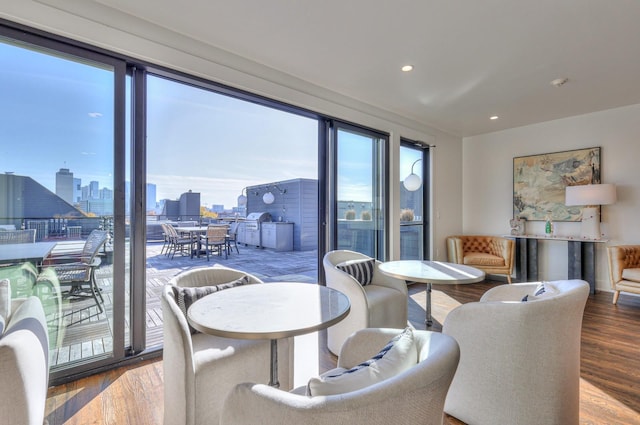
[426,283,433,326]
[269,339,279,388]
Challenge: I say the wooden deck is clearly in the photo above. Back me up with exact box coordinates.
[49,240,319,368]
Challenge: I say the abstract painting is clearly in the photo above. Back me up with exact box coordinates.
[513,147,601,221]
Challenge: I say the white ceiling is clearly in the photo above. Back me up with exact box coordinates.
[91,0,640,137]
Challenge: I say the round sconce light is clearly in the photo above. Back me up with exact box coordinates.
[263,191,275,205]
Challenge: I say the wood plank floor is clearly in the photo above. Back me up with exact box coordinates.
[45,281,640,424]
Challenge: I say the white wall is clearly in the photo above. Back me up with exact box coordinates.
[463,103,640,291]
[0,2,464,260]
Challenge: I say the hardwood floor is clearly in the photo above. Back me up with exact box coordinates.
[45,281,640,424]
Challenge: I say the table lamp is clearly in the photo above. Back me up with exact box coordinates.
[565,183,616,240]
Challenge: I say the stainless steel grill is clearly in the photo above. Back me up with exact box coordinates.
[244,212,271,247]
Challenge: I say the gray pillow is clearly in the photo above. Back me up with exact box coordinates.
[172,275,250,334]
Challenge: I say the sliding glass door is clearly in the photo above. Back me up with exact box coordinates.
[0,29,129,381]
[399,141,429,259]
[329,122,388,260]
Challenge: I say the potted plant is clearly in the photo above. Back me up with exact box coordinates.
[345,209,356,220]
[361,210,372,221]
[400,208,414,222]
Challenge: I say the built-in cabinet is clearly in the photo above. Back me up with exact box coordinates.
[261,222,294,251]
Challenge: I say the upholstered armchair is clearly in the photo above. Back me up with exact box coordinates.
[162,265,294,425]
[446,235,514,283]
[607,245,640,304]
[0,280,50,425]
[220,328,460,425]
[323,250,408,355]
[442,280,590,425]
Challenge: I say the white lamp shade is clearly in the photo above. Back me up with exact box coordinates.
[403,173,422,191]
[263,191,275,204]
[237,194,247,206]
[565,183,616,206]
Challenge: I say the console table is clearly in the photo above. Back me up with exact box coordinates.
[507,235,607,294]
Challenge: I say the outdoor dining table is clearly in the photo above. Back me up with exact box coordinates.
[0,241,57,267]
[187,282,350,387]
[176,225,229,258]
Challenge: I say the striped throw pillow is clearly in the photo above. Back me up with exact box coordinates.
[336,258,376,286]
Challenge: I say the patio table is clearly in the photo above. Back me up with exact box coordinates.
[0,241,57,267]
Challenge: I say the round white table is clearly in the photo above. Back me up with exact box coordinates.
[187,282,350,387]
[379,260,485,326]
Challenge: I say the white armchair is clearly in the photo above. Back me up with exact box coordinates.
[220,328,460,425]
[323,250,408,355]
[162,265,294,425]
[442,280,590,425]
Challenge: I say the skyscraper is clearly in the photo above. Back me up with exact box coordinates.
[55,168,74,204]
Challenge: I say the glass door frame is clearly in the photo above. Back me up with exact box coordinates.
[0,21,130,384]
[400,139,430,260]
[327,120,389,261]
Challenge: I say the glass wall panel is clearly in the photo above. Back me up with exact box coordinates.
[400,143,426,260]
[0,36,121,372]
[334,125,387,260]
[144,74,319,348]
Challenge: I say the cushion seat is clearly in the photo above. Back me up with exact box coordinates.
[463,252,505,267]
[621,268,640,283]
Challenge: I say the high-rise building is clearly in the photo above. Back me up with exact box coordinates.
[89,181,99,199]
[146,183,156,211]
[73,177,82,203]
[55,168,74,204]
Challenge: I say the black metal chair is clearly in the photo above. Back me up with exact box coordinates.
[46,229,108,314]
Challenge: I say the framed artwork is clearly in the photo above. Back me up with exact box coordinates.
[513,147,601,221]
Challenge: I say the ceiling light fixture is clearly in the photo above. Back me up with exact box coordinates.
[401,65,414,72]
[551,77,569,87]
[490,115,499,120]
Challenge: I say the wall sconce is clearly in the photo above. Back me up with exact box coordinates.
[403,158,423,191]
[263,191,275,204]
[565,183,616,240]
[237,188,247,206]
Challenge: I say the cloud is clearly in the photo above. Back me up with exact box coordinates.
[88,112,103,118]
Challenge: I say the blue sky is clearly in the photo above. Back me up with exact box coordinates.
[1,39,421,209]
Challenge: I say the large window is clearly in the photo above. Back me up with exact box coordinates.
[0,32,129,380]
[331,123,388,260]
[400,141,429,260]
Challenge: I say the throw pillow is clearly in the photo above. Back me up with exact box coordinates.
[336,258,376,286]
[172,275,250,334]
[0,279,10,322]
[522,282,558,301]
[307,327,417,396]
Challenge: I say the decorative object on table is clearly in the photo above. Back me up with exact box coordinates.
[565,183,616,240]
[545,214,554,236]
[509,216,526,236]
[344,209,356,220]
[513,147,600,221]
[606,245,640,304]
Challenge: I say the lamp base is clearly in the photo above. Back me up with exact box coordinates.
[580,207,601,240]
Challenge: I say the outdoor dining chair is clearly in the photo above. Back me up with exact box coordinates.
[44,229,108,314]
[163,224,195,259]
[201,225,228,260]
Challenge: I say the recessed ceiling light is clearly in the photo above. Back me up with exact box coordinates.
[401,65,414,72]
[490,115,499,120]
[550,77,568,87]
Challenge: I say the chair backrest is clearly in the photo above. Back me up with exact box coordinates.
[220,328,460,425]
[0,229,36,244]
[443,280,589,425]
[205,225,228,243]
[228,222,239,238]
[80,230,108,264]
